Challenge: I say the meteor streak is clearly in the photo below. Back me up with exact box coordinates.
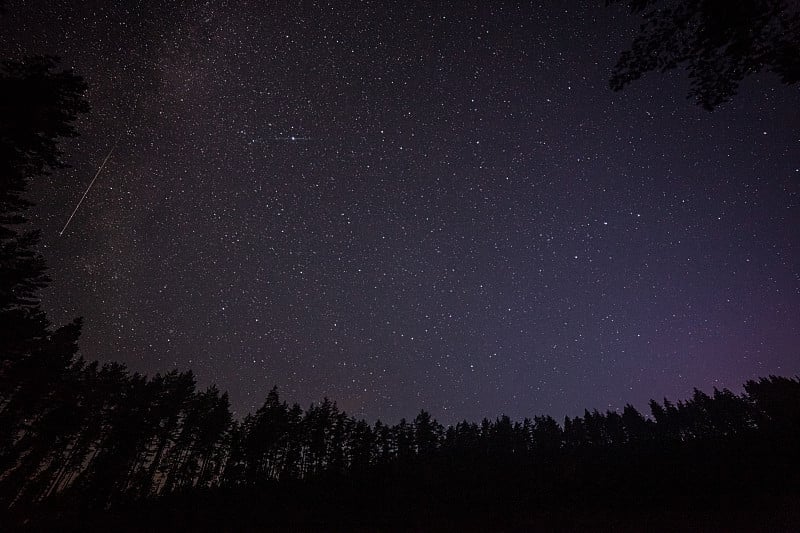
[59,144,116,236]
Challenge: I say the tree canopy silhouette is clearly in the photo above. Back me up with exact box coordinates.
[0,56,88,389]
[1,364,798,530]
[0,55,89,516]
[606,0,800,109]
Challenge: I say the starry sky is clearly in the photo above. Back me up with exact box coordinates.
[2,0,799,423]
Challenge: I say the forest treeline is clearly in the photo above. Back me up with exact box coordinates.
[2,359,800,529]
[3,357,800,504]
[6,346,800,508]
[2,57,800,530]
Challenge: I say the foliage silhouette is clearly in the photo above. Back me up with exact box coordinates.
[0,57,89,517]
[606,0,800,109]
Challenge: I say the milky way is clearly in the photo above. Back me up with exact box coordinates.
[2,1,798,423]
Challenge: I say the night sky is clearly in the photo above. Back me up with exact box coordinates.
[2,1,798,423]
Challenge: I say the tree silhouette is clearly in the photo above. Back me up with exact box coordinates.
[0,57,88,382]
[0,57,88,516]
[413,410,443,457]
[0,55,88,393]
[531,415,563,455]
[606,0,800,109]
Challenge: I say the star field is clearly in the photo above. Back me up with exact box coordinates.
[2,0,799,423]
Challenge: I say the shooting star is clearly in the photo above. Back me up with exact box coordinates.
[59,144,116,236]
